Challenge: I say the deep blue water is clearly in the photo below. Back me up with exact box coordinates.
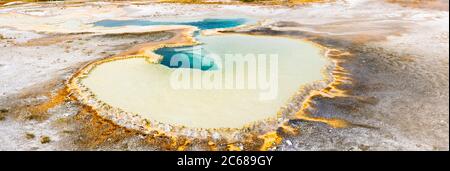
[155,46,218,71]
[94,18,247,30]
[95,18,248,70]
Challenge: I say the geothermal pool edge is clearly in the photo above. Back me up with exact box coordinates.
[64,28,353,150]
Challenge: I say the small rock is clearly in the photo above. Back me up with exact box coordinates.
[40,136,51,144]
[25,133,35,140]
[0,108,8,113]
[358,144,370,151]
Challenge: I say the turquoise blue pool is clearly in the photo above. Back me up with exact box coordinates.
[94,18,247,30]
[155,45,218,71]
[95,18,251,71]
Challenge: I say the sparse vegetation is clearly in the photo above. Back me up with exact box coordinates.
[239,0,255,2]
[0,0,328,6]
[158,0,221,4]
[157,0,326,5]
[238,0,324,2]
[237,0,327,5]
[0,0,55,6]
[385,0,448,10]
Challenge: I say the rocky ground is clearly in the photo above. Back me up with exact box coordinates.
[0,0,448,150]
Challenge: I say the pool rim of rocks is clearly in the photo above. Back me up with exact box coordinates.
[65,26,352,150]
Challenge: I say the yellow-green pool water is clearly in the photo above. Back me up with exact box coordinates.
[81,34,327,129]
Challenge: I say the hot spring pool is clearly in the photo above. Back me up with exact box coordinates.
[80,34,327,129]
[94,18,248,30]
